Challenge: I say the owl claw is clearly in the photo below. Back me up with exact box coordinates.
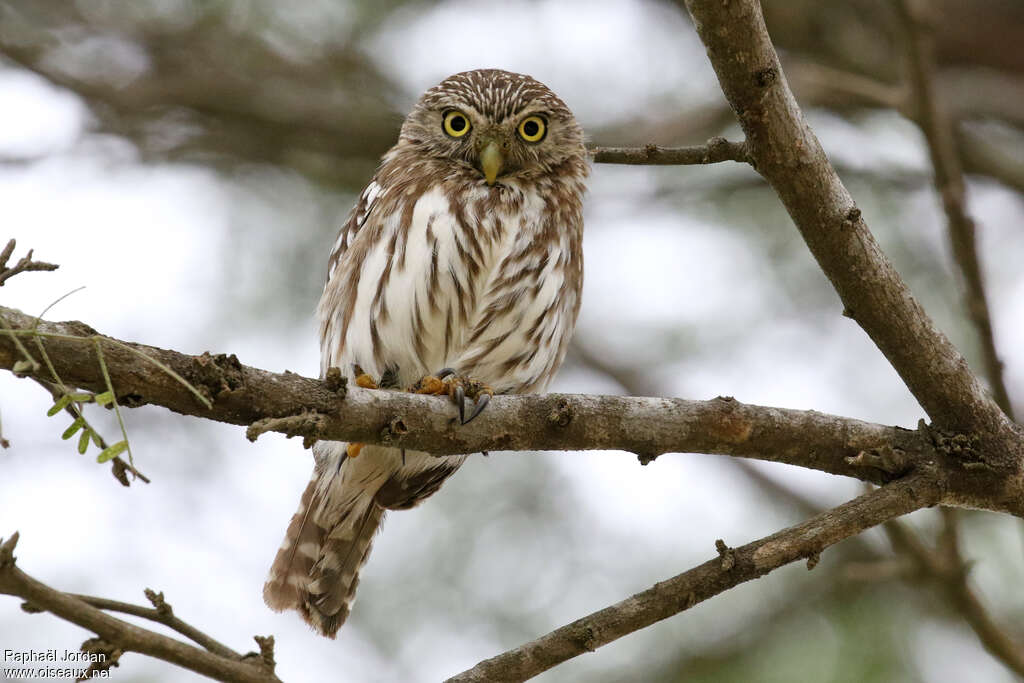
[463,392,490,425]
[409,371,493,425]
[454,385,466,423]
[351,363,380,390]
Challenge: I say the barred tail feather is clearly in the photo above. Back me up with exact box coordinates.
[263,475,385,638]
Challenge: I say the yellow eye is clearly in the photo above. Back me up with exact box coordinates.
[443,110,471,138]
[517,115,546,142]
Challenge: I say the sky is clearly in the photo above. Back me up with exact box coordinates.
[1,1,1023,682]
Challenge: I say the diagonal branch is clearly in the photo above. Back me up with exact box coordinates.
[894,0,1015,419]
[680,0,1023,486]
[61,590,241,660]
[0,533,279,683]
[445,472,942,682]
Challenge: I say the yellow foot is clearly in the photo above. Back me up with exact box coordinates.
[409,368,494,425]
[348,365,380,459]
[352,364,379,390]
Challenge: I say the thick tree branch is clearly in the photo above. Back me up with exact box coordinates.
[0,533,279,683]
[680,0,1024,496]
[5,304,1024,516]
[446,472,941,682]
[0,304,933,485]
[895,0,1015,419]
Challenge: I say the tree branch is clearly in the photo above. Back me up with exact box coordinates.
[446,472,941,682]
[588,137,749,165]
[0,239,59,287]
[895,0,1015,419]
[4,303,1024,515]
[0,532,279,683]
[0,304,935,484]
[680,0,1023,499]
[60,589,242,661]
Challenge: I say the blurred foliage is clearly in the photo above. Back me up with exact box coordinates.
[1,0,1023,681]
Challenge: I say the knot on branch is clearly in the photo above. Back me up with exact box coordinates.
[715,539,736,571]
[547,399,573,428]
[636,451,661,466]
[846,445,911,477]
[929,426,986,470]
[244,635,277,673]
[246,410,326,449]
[323,366,347,394]
[570,625,598,653]
[806,552,821,571]
[0,531,19,568]
[144,588,173,617]
[190,352,245,404]
[78,637,123,680]
[380,417,408,445]
[754,66,777,88]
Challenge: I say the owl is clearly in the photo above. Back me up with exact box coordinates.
[263,69,588,637]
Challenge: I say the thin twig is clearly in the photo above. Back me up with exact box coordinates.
[62,591,242,660]
[894,0,1014,418]
[885,515,1024,676]
[589,137,748,165]
[0,532,279,683]
[0,239,59,287]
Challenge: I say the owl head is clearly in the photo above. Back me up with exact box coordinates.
[398,69,586,186]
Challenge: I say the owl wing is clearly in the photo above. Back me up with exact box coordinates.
[325,180,384,287]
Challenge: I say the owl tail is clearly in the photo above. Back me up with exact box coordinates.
[263,475,385,638]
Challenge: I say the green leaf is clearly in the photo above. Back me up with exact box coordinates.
[47,394,73,417]
[91,430,103,447]
[61,417,85,440]
[67,392,95,403]
[78,428,91,454]
[94,391,115,407]
[96,440,128,463]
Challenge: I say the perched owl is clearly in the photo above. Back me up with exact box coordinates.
[263,69,588,636]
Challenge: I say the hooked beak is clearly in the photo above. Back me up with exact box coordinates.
[478,139,504,186]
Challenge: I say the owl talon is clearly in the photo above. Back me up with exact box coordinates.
[411,375,446,395]
[352,363,380,390]
[454,385,466,424]
[408,371,493,425]
[463,392,490,425]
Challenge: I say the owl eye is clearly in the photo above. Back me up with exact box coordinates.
[443,110,471,138]
[517,115,547,143]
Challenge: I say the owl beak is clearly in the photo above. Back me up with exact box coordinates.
[478,139,504,186]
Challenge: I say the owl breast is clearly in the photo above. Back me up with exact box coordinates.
[319,175,583,395]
